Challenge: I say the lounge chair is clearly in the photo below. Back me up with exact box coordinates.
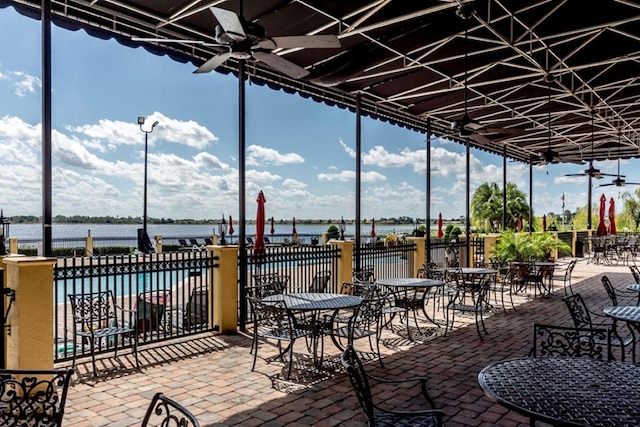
[204,237,213,245]
[189,238,200,246]
[183,286,209,330]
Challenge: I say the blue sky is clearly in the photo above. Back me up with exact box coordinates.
[0,6,627,223]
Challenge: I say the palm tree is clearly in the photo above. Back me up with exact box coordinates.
[471,182,530,231]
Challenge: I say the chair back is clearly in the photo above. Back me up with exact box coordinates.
[529,323,613,360]
[348,294,386,333]
[141,392,200,427]
[0,368,74,427]
[309,270,331,293]
[563,293,593,329]
[601,275,618,306]
[248,296,299,334]
[340,281,377,299]
[183,286,208,330]
[136,290,170,334]
[340,346,375,424]
[630,265,640,284]
[250,273,289,297]
[68,290,120,332]
[353,266,375,284]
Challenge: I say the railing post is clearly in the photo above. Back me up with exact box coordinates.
[210,245,238,333]
[331,240,353,291]
[406,236,425,277]
[3,256,57,369]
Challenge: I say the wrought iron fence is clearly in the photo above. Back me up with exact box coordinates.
[53,251,216,363]
[355,242,416,280]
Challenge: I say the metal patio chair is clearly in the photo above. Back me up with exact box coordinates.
[0,368,74,427]
[141,392,200,427]
[340,345,444,427]
[563,293,635,363]
[68,290,139,376]
[528,323,614,360]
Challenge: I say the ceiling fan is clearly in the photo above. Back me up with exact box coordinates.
[564,112,616,179]
[134,5,340,79]
[450,3,523,144]
[599,134,639,187]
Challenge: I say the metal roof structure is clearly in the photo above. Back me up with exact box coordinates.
[4,0,640,165]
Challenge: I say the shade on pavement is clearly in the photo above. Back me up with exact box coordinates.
[609,197,617,235]
[597,194,607,236]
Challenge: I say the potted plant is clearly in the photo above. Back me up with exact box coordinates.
[491,230,571,264]
[326,224,339,239]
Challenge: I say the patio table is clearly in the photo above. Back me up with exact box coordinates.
[262,293,362,368]
[625,284,640,305]
[478,356,640,426]
[375,278,445,341]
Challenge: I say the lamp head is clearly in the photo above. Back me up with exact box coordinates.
[152,121,159,129]
[137,116,145,125]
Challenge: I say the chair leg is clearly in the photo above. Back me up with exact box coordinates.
[90,336,97,376]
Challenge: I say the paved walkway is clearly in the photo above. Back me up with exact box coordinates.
[61,259,636,426]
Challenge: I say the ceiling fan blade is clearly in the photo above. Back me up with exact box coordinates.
[470,133,492,145]
[478,127,524,136]
[624,182,640,185]
[599,183,615,187]
[565,173,587,177]
[252,51,309,79]
[210,7,246,42]
[194,52,232,74]
[265,35,341,50]
[133,37,206,44]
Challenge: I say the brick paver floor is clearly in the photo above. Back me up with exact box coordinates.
[60,258,636,426]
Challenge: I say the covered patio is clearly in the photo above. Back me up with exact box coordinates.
[60,259,632,426]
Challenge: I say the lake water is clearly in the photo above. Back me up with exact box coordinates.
[8,223,425,240]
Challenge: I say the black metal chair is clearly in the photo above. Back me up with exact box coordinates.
[601,275,639,307]
[446,276,492,338]
[353,266,376,284]
[309,270,331,293]
[249,273,289,297]
[247,296,313,379]
[630,265,640,284]
[324,293,386,365]
[340,346,444,427]
[563,293,635,363]
[490,265,517,313]
[141,392,200,427]
[0,368,74,427]
[183,286,209,331]
[68,290,139,376]
[528,323,614,360]
[553,259,577,295]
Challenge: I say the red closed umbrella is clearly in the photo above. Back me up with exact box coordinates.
[516,214,523,232]
[596,194,607,236]
[228,215,234,236]
[253,191,266,259]
[609,197,617,235]
[437,213,444,238]
[370,218,376,237]
[270,217,275,235]
[542,214,547,233]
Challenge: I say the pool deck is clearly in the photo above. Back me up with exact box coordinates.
[60,258,635,426]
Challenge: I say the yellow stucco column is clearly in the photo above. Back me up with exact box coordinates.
[86,234,94,256]
[154,235,162,253]
[8,237,17,255]
[406,236,425,277]
[483,234,499,264]
[331,240,353,291]
[210,245,238,334]
[3,256,57,370]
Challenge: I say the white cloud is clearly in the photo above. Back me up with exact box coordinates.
[12,71,41,97]
[282,178,307,189]
[317,170,386,182]
[246,144,304,166]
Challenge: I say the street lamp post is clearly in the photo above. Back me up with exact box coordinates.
[138,117,159,241]
[219,215,227,245]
